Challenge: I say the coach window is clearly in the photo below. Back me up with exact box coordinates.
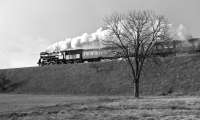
[88,51,91,56]
[70,55,73,59]
[101,51,105,55]
[76,54,80,58]
[83,52,86,56]
[72,55,75,59]
[65,55,69,59]
[73,55,75,59]
[95,51,97,55]
[84,52,88,56]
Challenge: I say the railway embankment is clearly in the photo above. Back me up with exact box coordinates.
[1,54,200,95]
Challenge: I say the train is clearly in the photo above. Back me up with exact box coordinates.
[38,47,122,66]
[38,38,200,66]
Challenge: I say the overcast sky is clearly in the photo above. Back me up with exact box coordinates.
[0,0,200,69]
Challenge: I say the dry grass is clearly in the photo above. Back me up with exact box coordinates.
[0,94,200,120]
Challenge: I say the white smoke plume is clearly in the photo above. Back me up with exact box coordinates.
[45,23,192,53]
[45,27,111,53]
[169,24,192,41]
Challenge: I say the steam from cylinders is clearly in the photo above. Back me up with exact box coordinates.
[45,24,192,53]
[45,28,111,53]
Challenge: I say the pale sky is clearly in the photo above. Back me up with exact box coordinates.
[0,0,200,69]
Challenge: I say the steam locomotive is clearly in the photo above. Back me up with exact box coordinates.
[38,38,200,66]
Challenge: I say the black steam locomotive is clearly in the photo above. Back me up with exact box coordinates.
[38,38,200,66]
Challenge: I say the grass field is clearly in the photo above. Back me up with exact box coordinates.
[1,55,200,119]
[1,94,200,120]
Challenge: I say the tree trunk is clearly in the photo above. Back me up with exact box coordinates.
[134,78,139,98]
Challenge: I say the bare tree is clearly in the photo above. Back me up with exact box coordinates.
[104,10,171,98]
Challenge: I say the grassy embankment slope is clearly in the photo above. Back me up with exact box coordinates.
[1,54,200,95]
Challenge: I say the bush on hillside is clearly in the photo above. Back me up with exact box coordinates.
[0,73,26,92]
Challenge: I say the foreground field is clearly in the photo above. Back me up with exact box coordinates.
[0,94,200,120]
